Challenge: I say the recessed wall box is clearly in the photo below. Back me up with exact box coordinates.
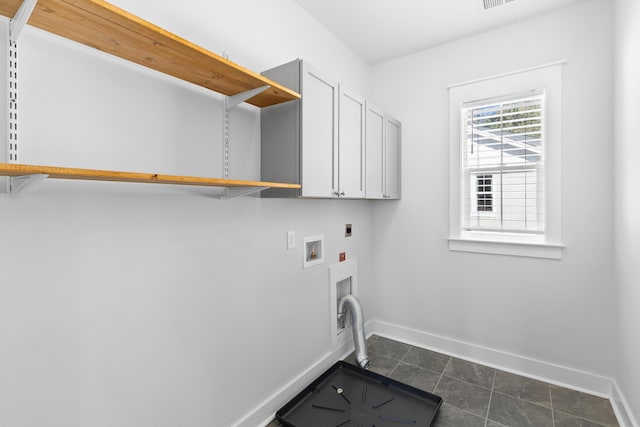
[329,259,359,349]
[303,235,324,268]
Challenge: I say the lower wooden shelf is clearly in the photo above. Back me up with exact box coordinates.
[0,163,301,190]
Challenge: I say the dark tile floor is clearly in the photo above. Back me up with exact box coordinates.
[267,335,619,427]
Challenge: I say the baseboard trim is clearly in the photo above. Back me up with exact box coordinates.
[611,380,639,427]
[372,320,612,395]
[233,320,374,427]
[373,321,612,398]
[371,320,640,426]
[231,349,337,427]
[238,319,637,427]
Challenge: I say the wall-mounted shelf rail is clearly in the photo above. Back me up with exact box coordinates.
[0,163,302,191]
[1,0,303,196]
[0,0,300,107]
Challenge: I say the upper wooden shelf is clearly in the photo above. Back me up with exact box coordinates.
[0,0,300,108]
[0,163,302,189]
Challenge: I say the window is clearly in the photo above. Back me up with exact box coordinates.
[463,92,544,232]
[448,63,564,259]
[475,174,493,213]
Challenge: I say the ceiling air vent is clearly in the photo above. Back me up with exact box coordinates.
[482,0,516,10]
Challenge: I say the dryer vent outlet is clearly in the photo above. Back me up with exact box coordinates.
[336,278,352,331]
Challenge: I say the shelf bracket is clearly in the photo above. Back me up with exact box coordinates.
[9,0,38,43]
[219,186,269,200]
[9,173,47,195]
[225,85,270,110]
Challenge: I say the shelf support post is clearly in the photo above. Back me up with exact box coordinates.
[3,0,37,194]
[6,30,19,165]
[222,85,270,179]
[221,85,269,199]
[6,0,38,163]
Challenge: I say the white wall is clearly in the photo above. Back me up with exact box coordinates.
[110,0,371,98]
[370,0,615,385]
[0,2,373,426]
[3,0,634,425]
[614,0,640,424]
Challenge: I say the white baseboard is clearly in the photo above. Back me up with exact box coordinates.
[231,349,337,427]
[611,380,639,427]
[236,319,637,427]
[372,320,638,427]
[233,320,373,427]
[372,320,612,395]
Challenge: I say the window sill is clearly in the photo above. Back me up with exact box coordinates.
[448,235,564,259]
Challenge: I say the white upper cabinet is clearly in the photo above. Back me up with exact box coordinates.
[300,63,339,197]
[338,88,366,198]
[260,60,338,197]
[366,106,401,200]
[261,59,399,199]
[365,103,385,199]
[384,115,402,199]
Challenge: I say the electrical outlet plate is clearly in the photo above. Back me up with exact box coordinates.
[287,230,295,249]
[345,224,352,237]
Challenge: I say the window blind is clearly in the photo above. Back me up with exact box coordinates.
[462,90,545,233]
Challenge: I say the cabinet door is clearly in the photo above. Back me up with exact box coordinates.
[384,115,401,199]
[338,88,365,198]
[365,103,385,199]
[301,62,339,198]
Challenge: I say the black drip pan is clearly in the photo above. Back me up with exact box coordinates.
[276,361,443,426]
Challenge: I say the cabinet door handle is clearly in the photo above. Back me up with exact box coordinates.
[340,191,345,196]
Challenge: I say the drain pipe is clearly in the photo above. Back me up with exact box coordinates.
[338,294,370,369]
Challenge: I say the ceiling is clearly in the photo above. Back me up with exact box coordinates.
[292,0,588,64]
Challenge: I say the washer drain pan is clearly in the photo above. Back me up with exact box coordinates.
[276,361,442,426]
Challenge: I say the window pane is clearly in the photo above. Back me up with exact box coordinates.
[462,91,545,233]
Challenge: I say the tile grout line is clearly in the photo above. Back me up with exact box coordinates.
[373,337,618,427]
[397,344,412,364]
[546,386,619,427]
[387,357,401,377]
[549,384,555,427]
[383,340,412,377]
[552,409,615,427]
[348,337,618,427]
[396,356,448,376]
[448,404,495,422]
[483,370,497,427]
[386,347,408,377]
[432,356,451,393]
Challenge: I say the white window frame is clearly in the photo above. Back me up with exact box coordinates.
[448,63,564,259]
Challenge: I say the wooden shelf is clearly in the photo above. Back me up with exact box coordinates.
[0,163,302,190]
[0,0,300,107]
[0,1,302,194]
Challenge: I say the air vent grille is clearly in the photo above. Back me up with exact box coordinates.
[482,0,516,10]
